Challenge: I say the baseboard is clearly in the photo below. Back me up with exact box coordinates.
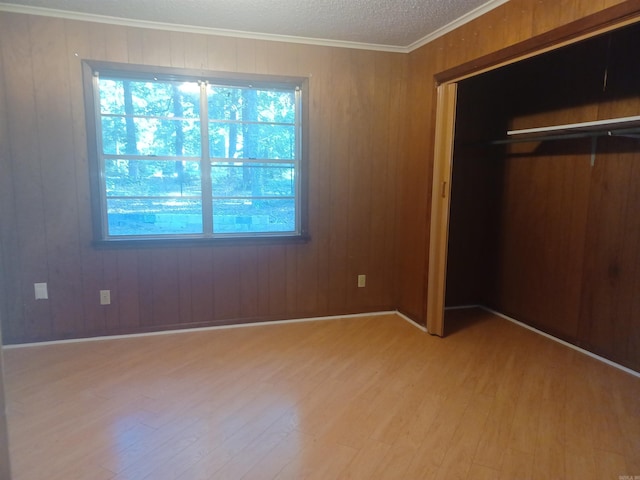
[8,306,636,378]
[444,304,482,311]
[477,306,640,379]
[395,311,428,332]
[3,310,398,349]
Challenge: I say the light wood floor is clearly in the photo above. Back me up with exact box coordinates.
[3,309,640,479]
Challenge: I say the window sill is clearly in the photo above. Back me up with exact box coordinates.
[92,234,311,249]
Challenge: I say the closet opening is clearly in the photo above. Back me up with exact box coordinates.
[430,17,640,372]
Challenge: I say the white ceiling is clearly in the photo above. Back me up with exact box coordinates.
[0,0,507,52]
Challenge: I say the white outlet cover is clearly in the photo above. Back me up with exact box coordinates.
[34,282,48,300]
[100,290,111,305]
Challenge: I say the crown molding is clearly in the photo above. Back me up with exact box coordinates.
[0,3,409,53]
[0,0,510,54]
[407,0,511,52]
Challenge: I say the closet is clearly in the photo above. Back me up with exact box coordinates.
[445,21,640,372]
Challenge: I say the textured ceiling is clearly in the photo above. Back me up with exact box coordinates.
[0,0,504,50]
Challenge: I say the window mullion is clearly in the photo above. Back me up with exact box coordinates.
[93,72,110,239]
[294,86,302,235]
[199,81,214,235]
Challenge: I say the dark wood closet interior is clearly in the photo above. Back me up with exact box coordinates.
[445,21,640,372]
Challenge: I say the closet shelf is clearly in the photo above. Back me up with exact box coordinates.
[491,115,640,145]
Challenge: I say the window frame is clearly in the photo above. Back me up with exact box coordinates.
[82,60,309,247]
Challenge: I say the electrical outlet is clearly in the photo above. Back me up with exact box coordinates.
[100,290,111,305]
[357,274,366,288]
[34,282,48,300]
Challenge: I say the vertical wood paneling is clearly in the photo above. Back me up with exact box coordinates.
[300,45,332,314]
[239,246,260,318]
[256,248,271,317]
[345,49,372,307]
[142,29,171,67]
[150,249,181,326]
[285,245,298,314]
[126,28,144,64]
[1,13,52,341]
[326,48,352,312]
[606,150,639,365]
[66,20,98,339]
[266,246,287,317]
[212,247,241,320]
[579,143,634,356]
[137,250,154,327]
[396,47,434,320]
[189,248,214,324]
[177,249,192,324]
[385,55,406,309]
[100,24,129,63]
[0,14,24,342]
[169,31,186,68]
[236,38,256,73]
[117,250,141,329]
[367,53,394,307]
[0,15,403,343]
[183,33,208,70]
[207,36,238,72]
[102,252,120,330]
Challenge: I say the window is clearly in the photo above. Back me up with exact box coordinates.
[83,62,307,244]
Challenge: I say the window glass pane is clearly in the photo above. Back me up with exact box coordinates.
[209,123,295,159]
[99,79,200,118]
[101,117,201,156]
[213,198,295,233]
[255,90,296,124]
[107,198,203,236]
[105,159,202,197]
[208,122,241,159]
[207,86,242,121]
[207,86,296,124]
[212,163,295,198]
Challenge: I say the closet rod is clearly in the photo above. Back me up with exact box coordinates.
[490,126,640,145]
[507,115,640,136]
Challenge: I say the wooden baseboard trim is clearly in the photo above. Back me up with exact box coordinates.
[395,311,428,332]
[477,306,640,379]
[444,304,482,310]
[3,310,398,349]
[13,306,633,378]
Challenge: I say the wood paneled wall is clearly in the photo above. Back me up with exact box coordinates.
[397,0,633,322]
[0,13,406,343]
[1,0,637,347]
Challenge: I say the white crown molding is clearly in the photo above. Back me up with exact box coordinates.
[0,2,409,53]
[0,0,511,54]
[407,0,511,52]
